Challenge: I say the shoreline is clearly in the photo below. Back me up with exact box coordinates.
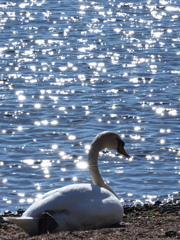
[0,199,180,240]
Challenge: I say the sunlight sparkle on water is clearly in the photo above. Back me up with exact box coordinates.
[146,155,159,161]
[19,199,25,203]
[41,160,52,167]
[51,120,58,125]
[51,144,58,150]
[59,106,66,111]
[19,3,29,8]
[59,151,65,157]
[130,135,141,140]
[134,126,141,131]
[127,193,133,197]
[168,109,177,116]
[0,161,4,166]
[34,103,41,108]
[2,178,8,183]
[35,183,41,191]
[68,135,76,140]
[17,193,25,198]
[85,144,90,153]
[17,126,23,131]
[155,107,165,115]
[41,120,48,125]
[61,168,66,172]
[72,176,78,181]
[34,121,41,126]
[22,159,35,165]
[160,139,165,144]
[76,161,88,169]
[18,95,26,101]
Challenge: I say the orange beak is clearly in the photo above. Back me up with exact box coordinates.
[118,145,130,158]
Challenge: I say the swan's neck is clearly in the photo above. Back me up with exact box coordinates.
[88,146,118,199]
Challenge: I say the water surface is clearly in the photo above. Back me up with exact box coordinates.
[0,0,179,212]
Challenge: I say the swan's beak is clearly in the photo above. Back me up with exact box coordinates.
[118,146,130,158]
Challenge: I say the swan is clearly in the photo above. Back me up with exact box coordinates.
[4,131,130,236]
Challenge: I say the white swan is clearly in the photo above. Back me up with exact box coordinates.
[4,131,130,236]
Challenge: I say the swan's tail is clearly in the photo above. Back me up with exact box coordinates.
[3,216,39,236]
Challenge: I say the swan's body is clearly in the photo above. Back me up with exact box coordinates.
[4,131,130,236]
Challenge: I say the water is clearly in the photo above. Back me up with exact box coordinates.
[0,0,179,213]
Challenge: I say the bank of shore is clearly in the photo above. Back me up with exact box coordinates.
[0,199,179,240]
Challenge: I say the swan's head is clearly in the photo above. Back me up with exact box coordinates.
[91,131,130,158]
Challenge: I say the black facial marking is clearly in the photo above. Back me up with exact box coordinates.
[116,138,125,147]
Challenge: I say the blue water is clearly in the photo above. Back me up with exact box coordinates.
[0,0,179,213]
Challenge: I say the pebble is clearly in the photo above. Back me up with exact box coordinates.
[165,230,176,237]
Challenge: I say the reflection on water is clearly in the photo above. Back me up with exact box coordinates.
[0,0,180,212]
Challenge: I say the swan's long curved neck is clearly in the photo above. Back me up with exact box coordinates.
[88,146,119,199]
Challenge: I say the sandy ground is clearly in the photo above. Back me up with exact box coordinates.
[0,199,180,240]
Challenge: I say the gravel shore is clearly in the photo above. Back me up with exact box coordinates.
[1,199,180,240]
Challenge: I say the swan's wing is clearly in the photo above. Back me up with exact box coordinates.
[23,184,95,217]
